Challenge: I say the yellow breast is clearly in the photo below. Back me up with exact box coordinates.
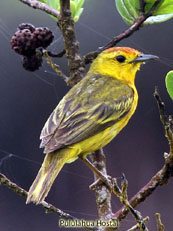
[67,86,138,162]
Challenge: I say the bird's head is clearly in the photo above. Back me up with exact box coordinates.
[89,47,158,86]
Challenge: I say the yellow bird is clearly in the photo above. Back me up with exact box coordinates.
[26,47,158,204]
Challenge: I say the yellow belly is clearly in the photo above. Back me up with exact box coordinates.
[67,112,135,163]
[76,115,131,153]
[66,87,138,163]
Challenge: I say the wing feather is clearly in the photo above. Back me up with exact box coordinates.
[40,74,134,153]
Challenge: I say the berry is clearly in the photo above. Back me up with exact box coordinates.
[11,29,37,56]
[34,27,54,48]
[11,23,54,71]
[18,23,36,32]
[11,25,54,56]
[22,52,43,72]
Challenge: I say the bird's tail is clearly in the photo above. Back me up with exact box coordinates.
[26,147,75,204]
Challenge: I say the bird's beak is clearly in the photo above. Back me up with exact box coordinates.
[131,54,159,63]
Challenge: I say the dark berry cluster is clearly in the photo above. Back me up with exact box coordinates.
[11,23,54,71]
[22,52,43,72]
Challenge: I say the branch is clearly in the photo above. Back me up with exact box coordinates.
[127,217,149,231]
[0,173,73,219]
[43,50,68,82]
[0,173,98,231]
[58,0,85,86]
[113,176,148,230]
[154,87,173,155]
[90,150,114,220]
[153,87,167,126]
[113,89,173,221]
[19,0,60,19]
[19,0,85,86]
[155,213,165,231]
[84,0,162,64]
[113,154,173,221]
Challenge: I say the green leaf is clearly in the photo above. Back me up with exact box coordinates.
[38,0,47,3]
[38,0,84,22]
[144,13,173,24]
[165,71,173,100]
[144,0,156,3]
[124,0,140,19]
[154,0,173,15]
[75,0,85,12]
[145,0,173,15]
[115,0,136,25]
[115,0,173,25]
[70,1,77,18]
[46,0,60,11]
[74,8,84,22]
[70,0,85,22]
[144,0,173,24]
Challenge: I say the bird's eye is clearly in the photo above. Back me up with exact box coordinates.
[116,55,126,63]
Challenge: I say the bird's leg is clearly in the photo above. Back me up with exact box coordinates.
[79,155,112,191]
[89,178,103,190]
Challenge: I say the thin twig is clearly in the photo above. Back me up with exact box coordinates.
[0,173,99,231]
[114,160,173,221]
[153,87,167,126]
[113,176,147,230]
[101,0,161,50]
[154,87,173,157]
[43,50,68,82]
[84,0,162,64]
[79,155,112,192]
[19,0,60,19]
[127,217,149,231]
[0,173,74,219]
[155,213,165,231]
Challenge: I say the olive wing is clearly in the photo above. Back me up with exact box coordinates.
[40,98,134,153]
[40,75,134,153]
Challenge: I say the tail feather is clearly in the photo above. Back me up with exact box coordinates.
[26,148,75,204]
